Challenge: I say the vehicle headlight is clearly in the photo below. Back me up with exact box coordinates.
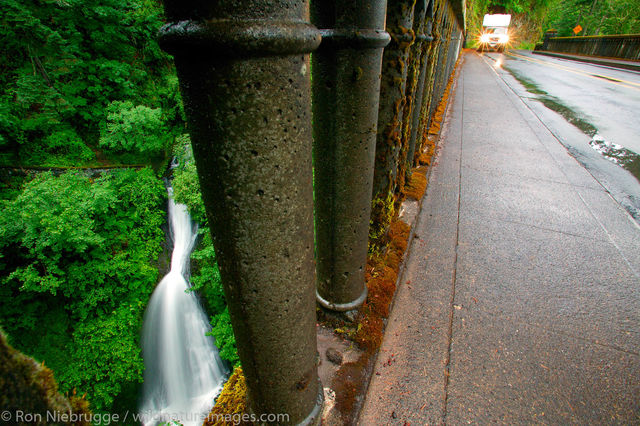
[480,34,490,43]
[500,34,510,43]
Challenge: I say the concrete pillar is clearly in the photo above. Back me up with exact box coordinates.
[311,0,390,311]
[541,29,558,51]
[401,0,433,179]
[406,1,435,174]
[370,0,416,247]
[158,1,323,424]
[414,0,443,153]
[430,14,450,121]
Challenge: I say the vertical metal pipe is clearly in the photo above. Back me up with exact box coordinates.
[158,1,323,423]
[430,14,449,119]
[311,0,390,311]
[415,0,444,152]
[404,0,434,179]
[369,0,416,247]
[395,0,429,192]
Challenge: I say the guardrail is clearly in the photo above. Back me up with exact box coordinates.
[158,0,465,422]
[536,31,640,61]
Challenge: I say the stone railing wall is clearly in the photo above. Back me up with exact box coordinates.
[536,32,640,61]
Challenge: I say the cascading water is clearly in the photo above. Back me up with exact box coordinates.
[140,188,228,426]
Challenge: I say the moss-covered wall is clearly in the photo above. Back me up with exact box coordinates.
[0,330,91,426]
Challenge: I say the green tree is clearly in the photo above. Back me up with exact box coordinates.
[545,0,640,36]
[99,101,171,158]
[0,0,180,166]
[0,169,166,410]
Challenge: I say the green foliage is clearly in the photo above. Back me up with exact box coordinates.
[190,230,240,367]
[545,0,640,36]
[0,0,181,166]
[99,101,170,158]
[0,0,234,414]
[0,169,166,410]
[171,135,206,223]
[210,308,240,367]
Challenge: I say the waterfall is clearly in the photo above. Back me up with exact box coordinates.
[140,188,228,426]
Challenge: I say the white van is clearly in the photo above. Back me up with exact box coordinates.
[478,14,511,52]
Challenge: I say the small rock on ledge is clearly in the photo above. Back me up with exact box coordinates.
[326,347,343,365]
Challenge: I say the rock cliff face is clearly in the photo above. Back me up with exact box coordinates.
[0,330,91,426]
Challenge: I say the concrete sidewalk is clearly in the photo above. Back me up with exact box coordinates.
[360,51,640,424]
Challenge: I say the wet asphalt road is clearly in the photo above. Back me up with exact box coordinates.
[482,50,640,220]
[489,50,640,153]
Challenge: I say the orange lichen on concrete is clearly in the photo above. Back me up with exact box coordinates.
[416,134,436,167]
[427,64,459,136]
[402,166,428,200]
[332,353,371,417]
[386,220,410,266]
[355,219,411,351]
[364,264,398,318]
[428,100,447,134]
[352,313,385,352]
[203,366,249,426]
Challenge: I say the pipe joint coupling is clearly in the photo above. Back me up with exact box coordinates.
[318,29,391,49]
[316,287,368,312]
[159,19,321,57]
[416,33,435,42]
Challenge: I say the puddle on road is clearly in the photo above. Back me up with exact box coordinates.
[503,65,640,182]
[589,135,640,178]
[503,66,598,136]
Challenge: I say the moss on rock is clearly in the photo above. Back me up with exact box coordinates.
[203,366,249,426]
[0,329,91,426]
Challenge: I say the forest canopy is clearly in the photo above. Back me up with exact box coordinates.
[545,0,640,37]
[0,0,183,166]
[0,169,166,410]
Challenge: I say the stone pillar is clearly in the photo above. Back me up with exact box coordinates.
[158,1,323,424]
[311,0,390,311]
[431,15,450,119]
[415,0,444,152]
[369,0,416,247]
[541,29,558,51]
[406,0,435,175]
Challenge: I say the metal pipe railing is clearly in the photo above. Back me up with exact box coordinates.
[369,0,417,249]
[156,0,465,421]
[158,0,324,423]
[311,0,390,311]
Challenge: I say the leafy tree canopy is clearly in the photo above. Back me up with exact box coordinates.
[545,0,640,36]
[0,0,183,166]
[99,100,171,158]
[0,169,166,410]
